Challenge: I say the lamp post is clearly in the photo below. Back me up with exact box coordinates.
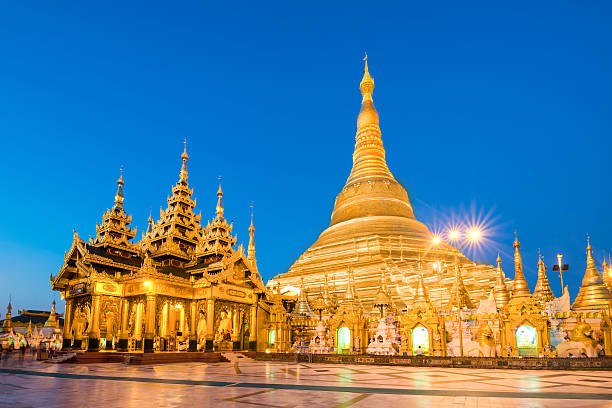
[552,254,569,295]
[432,228,481,357]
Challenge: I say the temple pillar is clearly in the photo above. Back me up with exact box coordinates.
[134,302,143,350]
[164,302,171,337]
[87,295,101,351]
[189,301,197,352]
[249,304,257,351]
[232,307,240,350]
[143,295,156,353]
[117,299,129,352]
[180,307,185,334]
[62,298,73,350]
[205,299,214,351]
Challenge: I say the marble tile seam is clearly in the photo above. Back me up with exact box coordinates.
[1,368,612,401]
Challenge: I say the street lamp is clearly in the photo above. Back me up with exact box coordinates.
[552,254,569,294]
[432,228,482,357]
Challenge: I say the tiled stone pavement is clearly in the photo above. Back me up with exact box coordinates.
[1,354,611,407]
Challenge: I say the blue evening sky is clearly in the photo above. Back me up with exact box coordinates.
[0,2,610,311]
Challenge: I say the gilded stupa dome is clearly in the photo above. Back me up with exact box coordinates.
[270,56,498,310]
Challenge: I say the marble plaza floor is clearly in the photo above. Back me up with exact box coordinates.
[0,354,611,407]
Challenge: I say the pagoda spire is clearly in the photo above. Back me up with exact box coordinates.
[92,170,137,253]
[533,253,554,303]
[215,182,224,219]
[323,272,330,302]
[572,238,612,310]
[345,267,358,300]
[373,267,392,314]
[449,265,474,309]
[113,167,124,209]
[247,202,257,268]
[179,139,189,183]
[413,271,430,306]
[345,53,394,186]
[197,180,236,259]
[493,253,510,310]
[328,55,415,227]
[292,274,314,317]
[511,235,531,297]
[146,212,153,234]
[148,142,202,261]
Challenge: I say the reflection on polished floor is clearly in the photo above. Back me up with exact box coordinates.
[1,354,611,407]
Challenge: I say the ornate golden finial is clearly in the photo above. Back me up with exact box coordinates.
[215,177,224,218]
[114,166,125,208]
[360,52,374,98]
[182,138,188,160]
[146,208,153,235]
[179,140,189,182]
[247,201,256,265]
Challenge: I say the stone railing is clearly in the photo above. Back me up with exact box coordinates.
[255,352,612,370]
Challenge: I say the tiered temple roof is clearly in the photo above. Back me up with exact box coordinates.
[51,143,264,293]
[90,170,138,256]
[147,142,203,265]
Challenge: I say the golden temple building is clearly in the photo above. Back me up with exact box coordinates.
[268,57,501,310]
[51,143,268,352]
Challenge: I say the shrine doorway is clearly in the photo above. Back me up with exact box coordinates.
[516,324,537,356]
[412,326,429,356]
[268,329,276,348]
[337,326,351,354]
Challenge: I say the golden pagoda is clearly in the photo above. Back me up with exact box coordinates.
[572,239,612,310]
[493,253,510,310]
[269,56,498,309]
[533,254,554,303]
[511,236,531,298]
[448,265,475,309]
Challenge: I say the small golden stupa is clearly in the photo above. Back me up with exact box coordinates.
[572,239,612,310]
[493,254,510,310]
[533,254,554,303]
[269,56,498,308]
[511,236,531,298]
